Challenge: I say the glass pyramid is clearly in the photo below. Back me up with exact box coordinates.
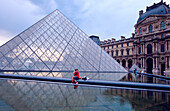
[0,10,126,72]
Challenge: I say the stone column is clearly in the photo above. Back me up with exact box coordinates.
[143,57,146,73]
[165,41,167,52]
[140,57,144,70]
[133,42,137,64]
[153,57,156,69]
[165,56,170,77]
[144,43,146,54]
[125,60,128,68]
[153,57,159,75]
[167,40,169,51]
[153,42,155,52]
[120,60,122,66]
[153,56,159,75]
[155,42,158,52]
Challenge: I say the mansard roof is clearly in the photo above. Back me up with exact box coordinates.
[137,1,170,23]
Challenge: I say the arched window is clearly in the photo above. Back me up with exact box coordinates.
[128,59,133,68]
[160,21,165,30]
[139,27,142,35]
[147,44,152,54]
[149,25,153,32]
[122,59,126,68]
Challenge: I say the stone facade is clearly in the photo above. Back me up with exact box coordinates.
[100,1,170,76]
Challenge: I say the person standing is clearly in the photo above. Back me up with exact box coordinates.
[134,69,137,75]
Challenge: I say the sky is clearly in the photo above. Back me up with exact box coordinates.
[0,0,169,46]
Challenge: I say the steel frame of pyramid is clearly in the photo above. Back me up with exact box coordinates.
[0,10,127,72]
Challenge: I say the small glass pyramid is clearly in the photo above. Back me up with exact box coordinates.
[0,10,126,72]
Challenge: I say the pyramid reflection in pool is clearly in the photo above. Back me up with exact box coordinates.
[0,79,169,111]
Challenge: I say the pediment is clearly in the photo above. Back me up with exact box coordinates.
[136,15,165,26]
[141,16,158,24]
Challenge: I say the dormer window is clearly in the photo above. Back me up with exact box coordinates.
[160,21,165,30]
[149,25,153,32]
[139,27,142,35]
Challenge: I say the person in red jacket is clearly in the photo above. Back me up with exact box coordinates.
[72,69,81,84]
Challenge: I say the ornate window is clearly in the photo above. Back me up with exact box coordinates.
[161,34,164,38]
[147,44,152,54]
[121,50,124,56]
[127,50,129,55]
[161,44,165,52]
[149,25,153,32]
[139,47,141,54]
[160,21,165,30]
[139,27,142,35]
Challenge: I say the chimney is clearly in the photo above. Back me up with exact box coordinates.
[139,10,143,17]
[100,41,104,44]
[112,38,115,42]
[107,39,111,43]
[132,33,135,37]
[121,36,125,40]
[104,40,107,44]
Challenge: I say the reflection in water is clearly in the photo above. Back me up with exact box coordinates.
[121,73,170,85]
[0,79,169,111]
[74,84,78,89]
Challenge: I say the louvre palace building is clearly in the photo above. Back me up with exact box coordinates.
[100,1,170,76]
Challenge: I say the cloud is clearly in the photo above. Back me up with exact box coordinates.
[0,0,45,35]
[0,0,58,45]
[67,0,170,40]
[0,30,14,46]
[30,0,58,13]
[0,0,169,44]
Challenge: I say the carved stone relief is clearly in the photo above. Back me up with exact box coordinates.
[154,23,159,29]
[166,17,170,27]
[143,17,158,24]
[143,27,147,32]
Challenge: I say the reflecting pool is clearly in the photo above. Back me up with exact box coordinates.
[0,79,169,111]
